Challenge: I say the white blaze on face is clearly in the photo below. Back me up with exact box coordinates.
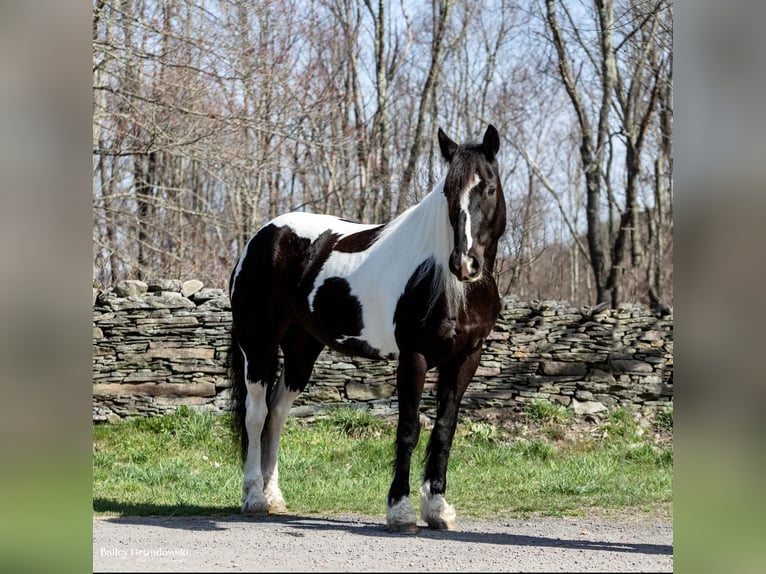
[459,173,480,251]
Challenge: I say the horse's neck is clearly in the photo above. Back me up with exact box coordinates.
[370,182,451,269]
[364,180,465,315]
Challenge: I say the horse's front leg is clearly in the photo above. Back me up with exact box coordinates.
[386,352,427,533]
[420,346,482,530]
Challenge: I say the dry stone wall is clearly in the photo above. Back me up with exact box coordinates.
[93,279,673,422]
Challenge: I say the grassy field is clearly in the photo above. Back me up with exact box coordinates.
[93,403,672,519]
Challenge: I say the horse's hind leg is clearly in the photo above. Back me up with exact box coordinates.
[240,343,279,516]
[260,325,324,514]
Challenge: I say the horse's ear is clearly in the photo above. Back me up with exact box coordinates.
[482,124,500,161]
[438,127,458,162]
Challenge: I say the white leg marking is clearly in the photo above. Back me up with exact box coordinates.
[386,497,418,533]
[419,480,457,530]
[242,358,269,516]
[261,371,300,514]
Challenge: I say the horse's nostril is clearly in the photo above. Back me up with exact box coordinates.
[459,254,481,281]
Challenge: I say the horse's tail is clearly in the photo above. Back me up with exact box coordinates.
[228,327,248,462]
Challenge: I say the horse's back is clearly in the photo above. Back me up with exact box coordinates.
[229,213,386,342]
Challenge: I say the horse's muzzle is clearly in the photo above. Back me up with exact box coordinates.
[449,250,482,282]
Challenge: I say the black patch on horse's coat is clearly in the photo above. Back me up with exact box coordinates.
[309,276,387,359]
[334,225,385,253]
[330,337,387,360]
[231,223,308,318]
[311,277,363,339]
[392,258,458,362]
[294,229,341,307]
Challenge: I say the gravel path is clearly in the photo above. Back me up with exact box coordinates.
[93,513,672,572]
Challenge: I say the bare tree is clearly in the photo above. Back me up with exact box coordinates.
[543,0,672,306]
[396,0,456,214]
[92,0,672,307]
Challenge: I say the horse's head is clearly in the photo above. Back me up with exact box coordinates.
[439,124,506,283]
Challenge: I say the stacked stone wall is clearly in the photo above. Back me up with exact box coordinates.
[93,279,673,422]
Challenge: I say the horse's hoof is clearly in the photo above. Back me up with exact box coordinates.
[242,500,269,517]
[387,496,418,533]
[425,517,456,530]
[267,501,289,515]
[388,522,419,533]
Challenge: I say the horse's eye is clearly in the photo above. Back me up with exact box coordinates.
[487,186,496,197]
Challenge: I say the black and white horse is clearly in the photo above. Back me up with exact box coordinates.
[228,125,506,532]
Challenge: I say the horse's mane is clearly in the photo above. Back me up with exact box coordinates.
[366,178,465,318]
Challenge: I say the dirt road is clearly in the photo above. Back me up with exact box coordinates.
[93,512,672,572]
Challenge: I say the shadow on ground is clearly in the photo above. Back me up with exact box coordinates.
[95,499,672,556]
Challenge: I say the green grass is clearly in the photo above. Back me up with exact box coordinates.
[93,406,672,518]
[524,400,573,425]
[655,405,673,432]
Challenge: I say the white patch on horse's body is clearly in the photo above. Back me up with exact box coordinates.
[270,212,379,242]
[419,480,457,530]
[272,179,464,358]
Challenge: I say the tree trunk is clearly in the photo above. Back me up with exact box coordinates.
[396,0,453,214]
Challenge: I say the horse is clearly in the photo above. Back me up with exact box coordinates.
[228,124,506,532]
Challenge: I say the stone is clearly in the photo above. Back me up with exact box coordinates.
[289,404,325,418]
[572,399,607,415]
[541,361,587,376]
[346,381,395,400]
[191,288,226,303]
[196,297,231,311]
[147,279,182,292]
[94,381,216,398]
[587,369,616,384]
[475,365,501,376]
[639,330,663,342]
[123,370,171,383]
[550,395,571,406]
[487,331,510,341]
[114,279,148,298]
[594,394,618,407]
[331,362,356,370]
[501,362,539,374]
[181,279,204,297]
[552,352,609,362]
[148,293,196,309]
[305,386,341,402]
[135,316,199,327]
[119,347,214,361]
[640,383,674,397]
[170,363,226,374]
[610,359,653,373]
[154,396,211,406]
